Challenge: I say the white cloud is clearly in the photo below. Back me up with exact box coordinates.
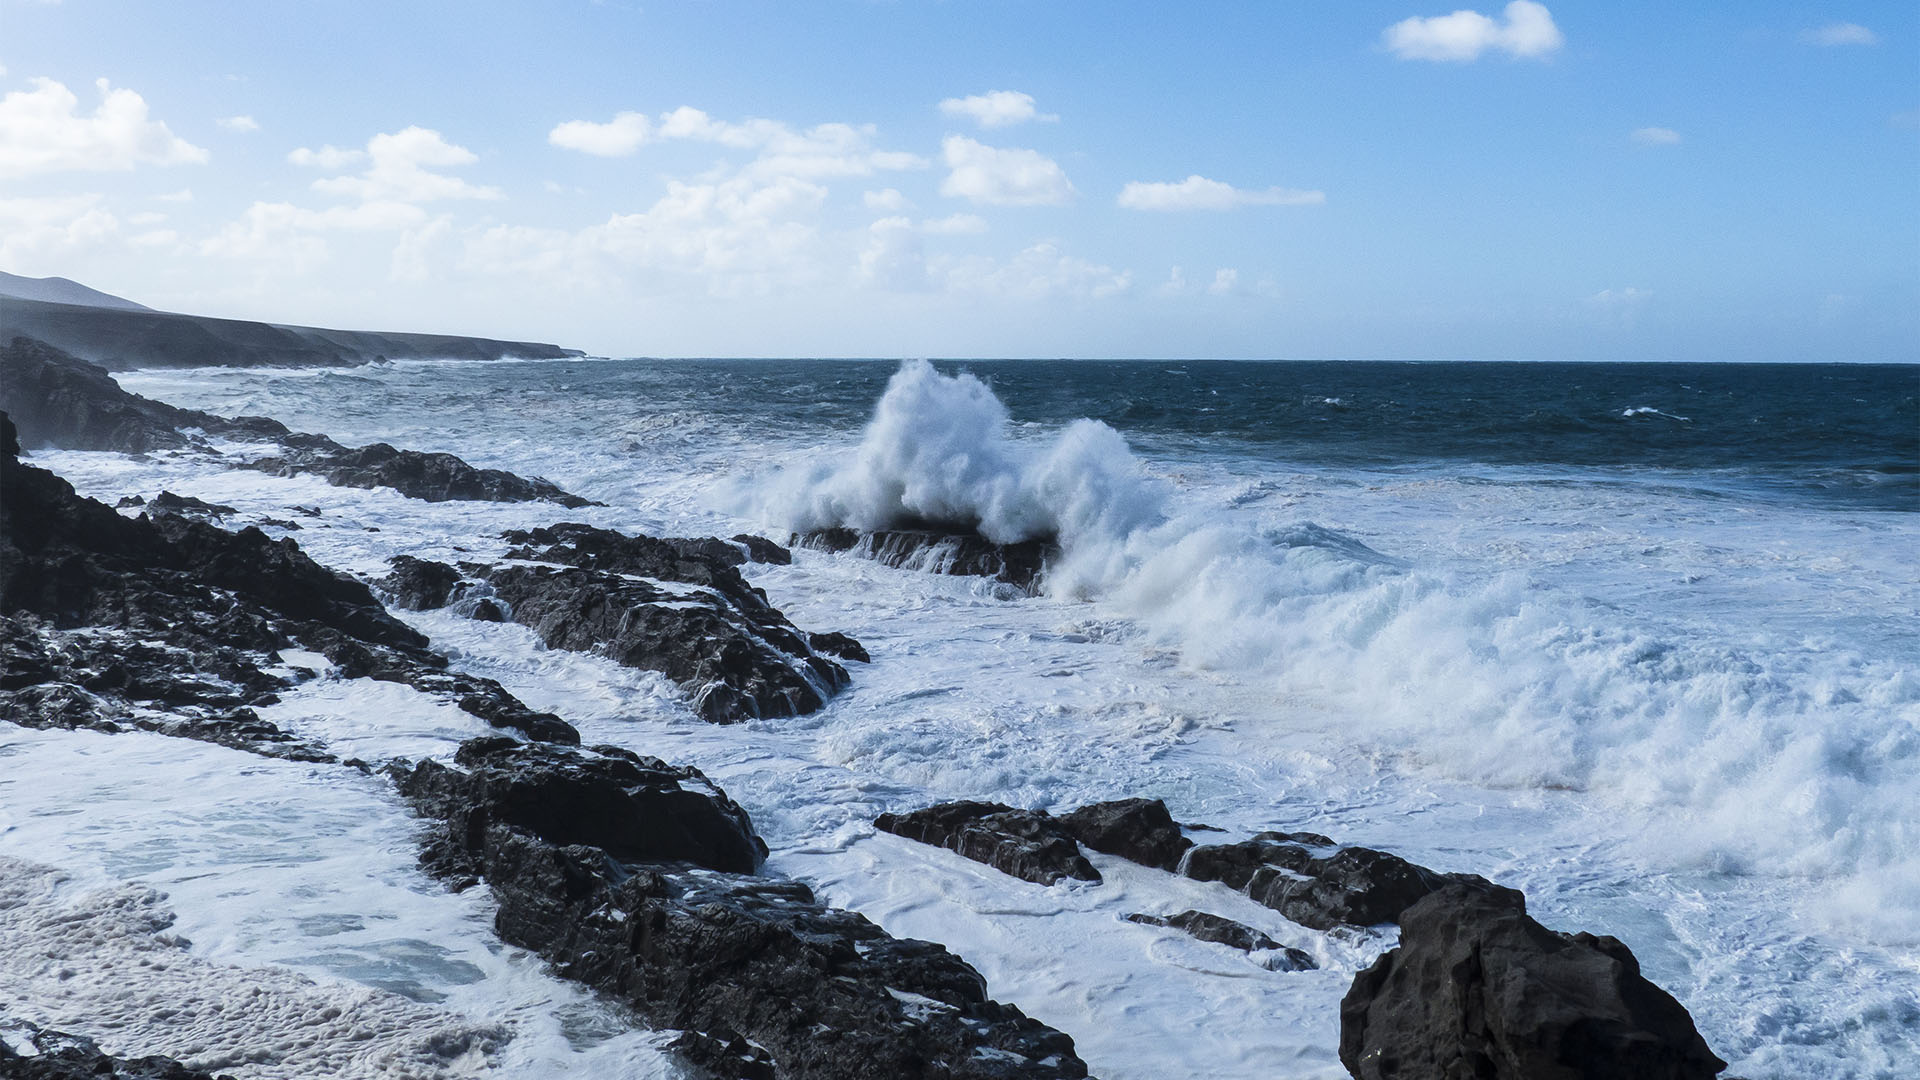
[1383,1,1563,62]
[201,199,427,266]
[128,228,180,248]
[0,77,207,179]
[1117,174,1324,211]
[1157,266,1189,297]
[920,212,987,235]
[1802,23,1878,46]
[0,192,119,266]
[939,135,1075,206]
[857,216,927,292]
[156,188,193,202]
[127,210,166,225]
[1208,268,1239,295]
[309,127,502,204]
[390,215,454,282]
[217,114,259,133]
[864,187,909,211]
[940,241,1131,300]
[1631,126,1681,146]
[549,110,651,156]
[937,90,1057,129]
[288,144,366,169]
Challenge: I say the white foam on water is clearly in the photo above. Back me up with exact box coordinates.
[31,360,1920,1078]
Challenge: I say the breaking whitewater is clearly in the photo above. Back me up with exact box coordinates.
[7,353,1918,1078]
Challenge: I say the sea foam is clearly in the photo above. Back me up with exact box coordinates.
[746,360,1920,940]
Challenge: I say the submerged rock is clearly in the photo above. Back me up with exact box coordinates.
[1339,884,1727,1080]
[400,737,1091,1079]
[0,1017,233,1080]
[875,801,1100,886]
[1181,831,1520,931]
[794,526,1056,595]
[241,438,594,507]
[1124,910,1317,970]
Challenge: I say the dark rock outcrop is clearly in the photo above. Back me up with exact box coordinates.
[794,527,1056,595]
[391,524,860,723]
[1182,832,1520,931]
[0,412,577,753]
[1058,798,1192,872]
[0,336,592,508]
[399,737,1092,1079]
[807,630,870,663]
[875,801,1100,886]
[0,1018,233,1080]
[1124,910,1317,970]
[1339,884,1726,1080]
[241,437,593,508]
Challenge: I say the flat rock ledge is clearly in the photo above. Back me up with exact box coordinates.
[794,526,1056,595]
[0,411,579,759]
[396,736,1092,1080]
[0,1019,232,1080]
[0,335,593,507]
[380,522,860,723]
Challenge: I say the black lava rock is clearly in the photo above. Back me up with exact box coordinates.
[794,526,1056,595]
[1339,884,1727,1080]
[1124,910,1318,970]
[875,801,1100,886]
[1058,798,1192,872]
[1182,832,1520,931]
[0,1018,234,1079]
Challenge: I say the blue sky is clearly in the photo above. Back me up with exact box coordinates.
[2,1,1914,360]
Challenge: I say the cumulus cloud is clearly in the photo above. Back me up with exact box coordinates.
[308,126,502,203]
[390,215,454,282]
[548,110,651,156]
[549,106,926,179]
[155,188,194,203]
[0,192,119,266]
[937,90,1056,128]
[939,135,1075,206]
[1208,268,1239,295]
[216,115,259,133]
[1801,23,1878,46]
[940,241,1131,299]
[287,144,366,169]
[1631,126,1681,146]
[864,187,910,211]
[0,77,207,179]
[1116,174,1324,211]
[920,212,987,235]
[1383,1,1563,62]
[201,199,427,266]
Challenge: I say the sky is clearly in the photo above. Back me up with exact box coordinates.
[1,0,1915,361]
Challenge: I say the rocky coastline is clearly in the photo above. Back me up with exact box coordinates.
[0,332,1730,1079]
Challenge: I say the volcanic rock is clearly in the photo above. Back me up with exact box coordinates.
[1339,884,1727,1080]
[1058,797,1192,872]
[1124,910,1317,970]
[875,801,1100,886]
[1182,831,1520,931]
[0,1017,233,1080]
[794,526,1056,595]
[242,438,594,507]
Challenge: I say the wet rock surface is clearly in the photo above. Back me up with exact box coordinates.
[0,336,592,507]
[0,411,578,755]
[386,523,859,723]
[875,801,1101,886]
[1339,884,1727,1080]
[0,1018,233,1080]
[1181,831,1520,931]
[1124,910,1317,970]
[1057,798,1193,872]
[399,737,1092,1080]
[794,526,1056,595]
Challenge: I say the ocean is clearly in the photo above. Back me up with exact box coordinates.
[14,356,1919,1078]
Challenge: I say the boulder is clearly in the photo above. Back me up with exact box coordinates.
[875,801,1100,886]
[1339,884,1727,1080]
[1058,797,1192,872]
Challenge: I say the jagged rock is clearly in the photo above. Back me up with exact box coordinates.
[807,631,870,663]
[794,526,1055,594]
[731,533,793,565]
[1058,798,1192,872]
[1182,831,1520,931]
[242,439,594,507]
[0,336,593,508]
[0,413,577,752]
[0,1017,234,1079]
[1124,911,1318,970]
[1339,884,1727,1080]
[144,491,237,519]
[398,743,1088,1079]
[875,801,1100,886]
[388,525,857,723]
